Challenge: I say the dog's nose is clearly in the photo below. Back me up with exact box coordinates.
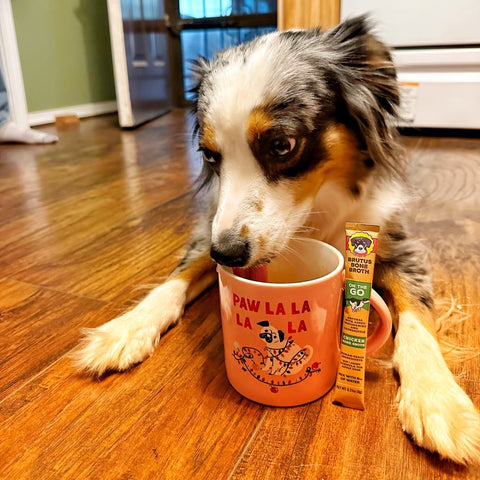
[210,231,250,267]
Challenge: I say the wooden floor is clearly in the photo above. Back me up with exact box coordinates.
[1,111,480,479]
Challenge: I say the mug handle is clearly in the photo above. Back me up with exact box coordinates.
[366,289,392,356]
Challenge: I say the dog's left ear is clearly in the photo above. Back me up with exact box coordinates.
[326,16,399,113]
[190,57,216,192]
[278,330,285,342]
[190,56,212,93]
[325,15,400,174]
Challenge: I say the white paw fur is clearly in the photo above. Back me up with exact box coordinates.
[395,311,480,464]
[72,279,188,376]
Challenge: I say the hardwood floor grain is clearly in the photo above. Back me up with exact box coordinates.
[0,112,479,479]
[0,278,117,401]
[9,192,195,303]
[0,292,266,480]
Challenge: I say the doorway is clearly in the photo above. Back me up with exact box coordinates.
[170,0,277,105]
[109,0,276,126]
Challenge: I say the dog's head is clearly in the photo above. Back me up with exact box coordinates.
[257,321,285,344]
[192,16,400,268]
[351,236,372,254]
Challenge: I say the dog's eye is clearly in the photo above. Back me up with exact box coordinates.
[199,147,222,165]
[269,137,296,157]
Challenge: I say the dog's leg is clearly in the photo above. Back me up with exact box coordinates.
[72,235,216,376]
[375,239,480,464]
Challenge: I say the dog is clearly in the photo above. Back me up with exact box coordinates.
[73,16,480,464]
[257,320,313,376]
[258,320,286,346]
[348,299,367,313]
[350,235,373,255]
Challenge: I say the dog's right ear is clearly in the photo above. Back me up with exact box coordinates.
[257,321,270,327]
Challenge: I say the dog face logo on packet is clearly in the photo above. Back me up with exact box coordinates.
[347,231,375,256]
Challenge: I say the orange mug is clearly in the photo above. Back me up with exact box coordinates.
[217,238,392,407]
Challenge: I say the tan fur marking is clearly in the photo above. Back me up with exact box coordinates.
[240,224,250,239]
[258,235,266,250]
[253,200,264,212]
[202,121,220,152]
[290,124,362,205]
[246,108,273,143]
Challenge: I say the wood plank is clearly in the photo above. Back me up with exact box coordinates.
[9,192,198,304]
[0,278,117,401]
[0,111,201,277]
[229,354,479,479]
[0,111,199,226]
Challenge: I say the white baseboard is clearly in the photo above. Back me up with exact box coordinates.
[28,100,118,126]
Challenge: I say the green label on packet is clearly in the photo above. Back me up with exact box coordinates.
[345,279,371,300]
[344,279,371,311]
[342,333,366,349]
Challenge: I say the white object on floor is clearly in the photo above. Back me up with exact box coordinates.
[0,121,58,144]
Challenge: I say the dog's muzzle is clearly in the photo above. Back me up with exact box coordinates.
[259,331,273,343]
[210,230,250,267]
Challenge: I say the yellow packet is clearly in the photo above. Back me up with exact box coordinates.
[333,222,380,410]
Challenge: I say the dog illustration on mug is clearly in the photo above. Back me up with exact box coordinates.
[234,320,315,377]
[258,320,314,376]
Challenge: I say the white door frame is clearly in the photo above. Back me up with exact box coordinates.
[0,0,29,126]
[106,0,134,127]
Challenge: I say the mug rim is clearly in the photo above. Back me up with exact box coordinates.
[217,238,344,288]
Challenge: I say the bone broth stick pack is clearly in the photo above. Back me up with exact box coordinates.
[333,223,380,410]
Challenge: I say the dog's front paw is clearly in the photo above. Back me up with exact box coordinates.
[397,372,480,465]
[72,281,187,376]
[71,311,160,376]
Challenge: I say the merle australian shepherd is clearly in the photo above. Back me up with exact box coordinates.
[74,16,480,464]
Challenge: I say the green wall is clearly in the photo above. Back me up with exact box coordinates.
[12,0,116,112]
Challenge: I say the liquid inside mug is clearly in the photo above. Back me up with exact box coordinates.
[217,238,392,407]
